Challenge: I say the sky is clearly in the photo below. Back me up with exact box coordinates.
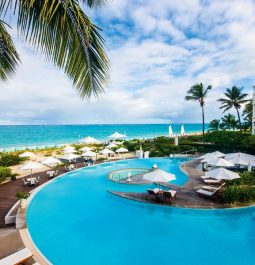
[1,0,255,125]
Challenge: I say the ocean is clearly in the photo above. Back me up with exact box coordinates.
[0,124,208,150]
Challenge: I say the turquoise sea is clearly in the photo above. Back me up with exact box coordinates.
[0,124,208,150]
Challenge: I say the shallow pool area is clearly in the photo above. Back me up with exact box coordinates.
[26,158,255,265]
[109,168,150,181]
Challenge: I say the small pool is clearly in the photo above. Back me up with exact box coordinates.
[26,158,255,265]
[109,168,150,181]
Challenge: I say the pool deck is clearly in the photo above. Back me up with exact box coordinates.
[109,159,232,209]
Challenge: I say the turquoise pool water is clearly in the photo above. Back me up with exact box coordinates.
[109,168,149,181]
[27,158,255,265]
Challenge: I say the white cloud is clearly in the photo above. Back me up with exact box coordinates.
[0,0,254,124]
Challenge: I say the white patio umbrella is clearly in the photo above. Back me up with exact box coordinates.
[107,143,118,149]
[200,153,218,163]
[62,146,75,151]
[225,152,255,166]
[19,151,38,160]
[59,153,80,162]
[100,148,115,155]
[21,162,43,177]
[205,157,235,167]
[210,151,225,158]
[79,146,92,152]
[205,168,240,180]
[169,125,173,137]
[108,132,126,139]
[180,125,185,136]
[42,157,62,167]
[143,169,176,186]
[116,147,128,153]
[81,150,97,157]
[81,136,100,144]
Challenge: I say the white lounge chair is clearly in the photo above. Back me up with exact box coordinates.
[200,176,209,180]
[202,185,219,191]
[23,178,29,186]
[0,248,33,265]
[197,183,225,198]
[203,179,222,184]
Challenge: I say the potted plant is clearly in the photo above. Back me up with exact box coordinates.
[16,192,30,208]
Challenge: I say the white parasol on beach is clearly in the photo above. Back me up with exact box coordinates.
[81,150,97,157]
[81,136,100,144]
[180,125,185,136]
[225,152,255,166]
[143,169,176,184]
[19,151,38,160]
[21,162,43,177]
[169,125,173,137]
[108,132,126,139]
[205,167,240,180]
[205,157,234,167]
[79,146,92,152]
[116,147,128,153]
[59,153,80,162]
[42,157,62,167]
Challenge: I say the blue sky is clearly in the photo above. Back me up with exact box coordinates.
[1,0,255,125]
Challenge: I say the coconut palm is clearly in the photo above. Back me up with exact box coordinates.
[243,100,252,123]
[0,0,109,98]
[221,114,238,131]
[218,86,249,127]
[185,83,212,135]
[208,119,220,132]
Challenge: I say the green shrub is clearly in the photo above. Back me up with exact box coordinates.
[0,153,25,167]
[0,167,14,183]
[228,171,255,186]
[16,192,30,199]
[223,185,255,204]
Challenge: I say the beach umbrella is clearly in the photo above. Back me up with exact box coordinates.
[180,125,185,136]
[81,136,100,144]
[169,125,173,137]
[200,153,218,162]
[100,148,115,155]
[107,143,118,149]
[63,149,76,154]
[205,157,235,167]
[79,146,92,152]
[143,169,176,186]
[59,153,80,162]
[108,132,126,139]
[19,151,38,160]
[62,146,75,151]
[42,157,62,167]
[81,150,97,157]
[21,162,43,177]
[205,168,240,180]
[225,152,255,166]
[210,151,225,158]
[116,147,128,153]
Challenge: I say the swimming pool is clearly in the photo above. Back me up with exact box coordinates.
[109,168,150,181]
[26,158,255,265]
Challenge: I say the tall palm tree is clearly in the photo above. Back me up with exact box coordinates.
[218,86,249,127]
[243,100,252,123]
[208,119,220,132]
[0,0,109,99]
[221,114,238,131]
[185,83,212,135]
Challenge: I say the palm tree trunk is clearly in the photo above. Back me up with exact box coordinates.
[202,105,205,135]
[236,108,242,129]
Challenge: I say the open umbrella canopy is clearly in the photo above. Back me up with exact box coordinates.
[21,162,43,170]
[200,153,219,162]
[210,151,225,158]
[63,149,76,154]
[180,125,185,136]
[81,151,97,157]
[143,169,176,183]
[19,151,38,159]
[81,136,100,144]
[62,146,75,151]
[79,146,92,152]
[107,143,118,148]
[225,152,255,166]
[42,157,62,167]
[169,125,173,137]
[100,148,115,155]
[205,167,240,180]
[116,147,128,153]
[59,154,80,161]
[205,157,235,167]
[108,132,126,139]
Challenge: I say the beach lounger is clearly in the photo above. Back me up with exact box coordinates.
[197,183,225,198]
[23,178,29,186]
[200,176,209,180]
[146,188,161,201]
[201,185,219,191]
[0,248,33,265]
[203,179,222,184]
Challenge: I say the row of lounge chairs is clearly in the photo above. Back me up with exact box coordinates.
[197,176,225,198]
[147,188,177,203]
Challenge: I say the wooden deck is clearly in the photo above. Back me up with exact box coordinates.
[109,160,233,209]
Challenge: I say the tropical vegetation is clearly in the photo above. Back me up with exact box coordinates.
[185,83,212,135]
[0,153,26,167]
[0,0,109,98]
[0,166,15,183]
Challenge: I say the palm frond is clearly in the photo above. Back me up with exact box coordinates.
[2,0,109,99]
[0,20,20,81]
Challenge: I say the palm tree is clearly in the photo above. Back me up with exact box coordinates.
[221,114,238,131]
[185,83,212,135]
[243,100,252,123]
[208,119,220,132]
[218,86,249,127]
[0,0,109,98]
